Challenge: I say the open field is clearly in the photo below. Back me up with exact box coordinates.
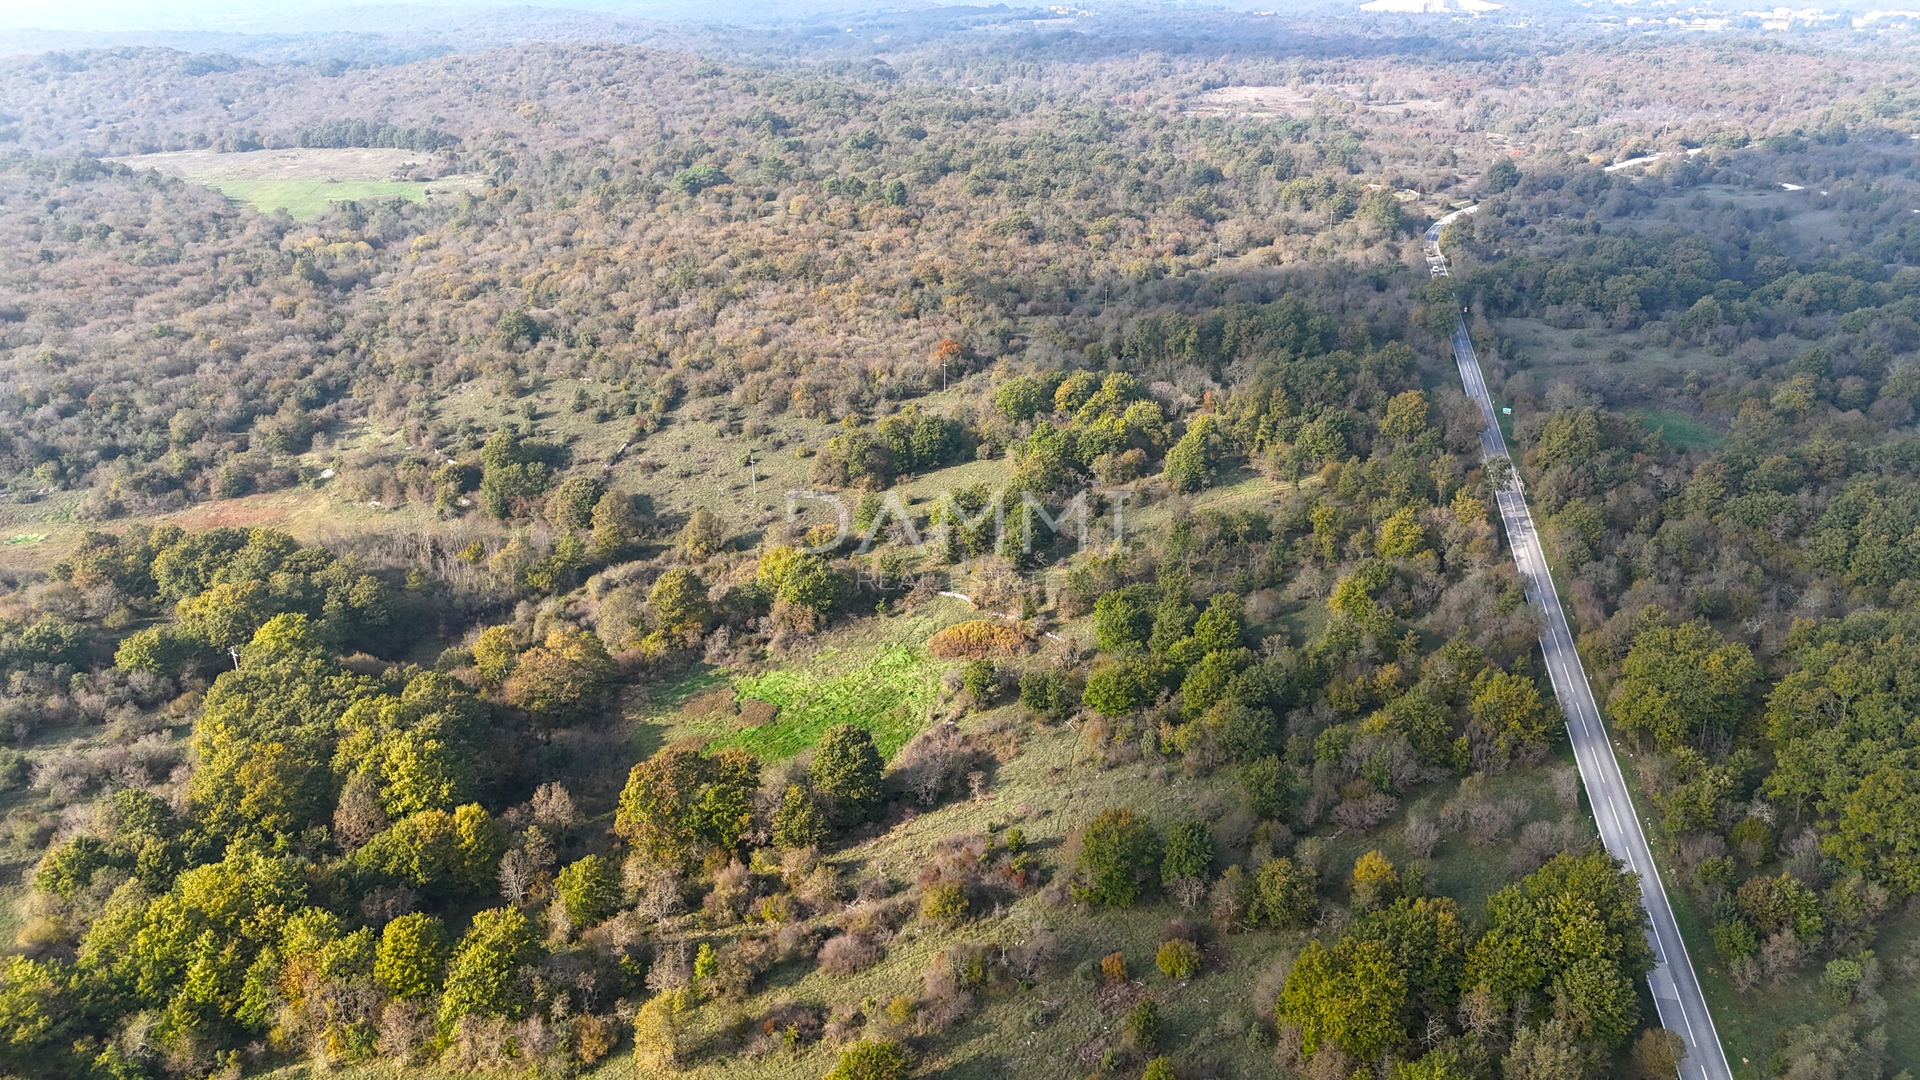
[632,598,977,762]
[107,146,483,218]
[211,177,444,218]
[1630,409,1722,451]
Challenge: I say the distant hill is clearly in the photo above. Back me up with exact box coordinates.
[1359,0,1501,11]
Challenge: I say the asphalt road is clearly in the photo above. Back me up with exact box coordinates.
[1426,213,1734,1080]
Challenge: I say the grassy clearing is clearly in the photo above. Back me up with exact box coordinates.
[107,148,483,220]
[1632,409,1722,451]
[636,599,975,762]
[1641,185,1841,254]
[1499,318,1725,386]
[211,178,438,218]
[729,643,946,760]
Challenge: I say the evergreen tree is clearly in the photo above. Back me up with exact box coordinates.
[811,724,884,827]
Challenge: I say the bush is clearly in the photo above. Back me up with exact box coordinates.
[1821,957,1863,1003]
[813,724,885,826]
[1161,820,1213,882]
[1121,999,1160,1052]
[817,934,883,975]
[1082,658,1158,716]
[921,882,968,924]
[926,620,1032,659]
[374,914,448,1000]
[1349,850,1399,912]
[1143,1058,1178,1080]
[1100,951,1128,982]
[772,783,828,848]
[555,854,620,928]
[1247,857,1317,929]
[1729,817,1774,865]
[1711,917,1757,961]
[825,1039,912,1080]
[632,988,691,1071]
[961,659,995,702]
[1156,938,1200,980]
[888,724,981,808]
[1018,669,1072,716]
[1072,807,1161,907]
[1239,755,1296,819]
[0,748,26,792]
[1631,1028,1686,1080]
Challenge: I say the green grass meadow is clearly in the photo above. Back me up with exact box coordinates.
[1632,410,1722,451]
[211,178,437,218]
[632,598,975,763]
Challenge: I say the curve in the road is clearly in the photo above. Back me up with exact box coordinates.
[1425,211,1735,1080]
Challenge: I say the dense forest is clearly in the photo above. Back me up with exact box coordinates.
[0,13,1916,1080]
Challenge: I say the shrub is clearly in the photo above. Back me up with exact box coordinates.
[817,934,883,975]
[888,724,981,808]
[1711,917,1757,961]
[501,626,615,727]
[758,545,836,616]
[1349,850,1399,912]
[1100,951,1129,983]
[1156,938,1201,980]
[772,783,828,848]
[632,988,692,1072]
[1121,999,1160,1052]
[1729,817,1774,865]
[1238,755,1296,818]
[1821,957,1863,1003]
[1247,857,1317,929]
[1405,816,1441,859]
[921,882,968,924]
[1210,864,1248,927]
[1631,1029,1687,1080]
[555,854,621,928]
[1161,820,1213,882]
[926,620,1032,659]
[1071,807,1161,907]
[961,659,995,702]
[812,724,885,826]
[1082,658,1158,716]
[374,913,448,1000]
[1018,669,1071,716]
[825,1039,912,1080]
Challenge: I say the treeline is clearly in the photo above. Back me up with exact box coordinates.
[288,119,458,152]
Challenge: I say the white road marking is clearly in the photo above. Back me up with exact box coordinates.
[1427,209,1734,1080]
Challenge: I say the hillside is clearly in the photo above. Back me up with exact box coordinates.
[0,16,1915,1080]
